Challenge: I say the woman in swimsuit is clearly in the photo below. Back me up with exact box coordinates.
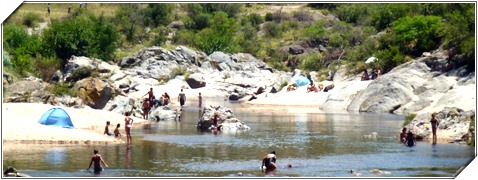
[124,112,134,143]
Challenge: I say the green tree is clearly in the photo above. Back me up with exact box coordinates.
[392,15,443,55]
[3,24,41,75]
[438,5,475,69]
[144,3,174,27]
[42,12,119,64]
[114,4,144,43]
[194,12,237,55]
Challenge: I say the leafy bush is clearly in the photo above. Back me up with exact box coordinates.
[51,83,77,96]
[236,25,261,56]
[392,15,443,55]
[32,56,61,81]
[194,12,237,55]
[265,12,273,21]
[200,3,242,18]
[279,20,300,32]
[23,12,42,28]
[375,46,408,73]
[114,4,144,43]
[192,13,212,30]
[271,9,291,23]
[151,26,171,46]
[402,113,416,127]
[328,33,346,48]
[42,12,119,63]
[247,13,263,29]
[262,22,282,38]
[293,11,314,21]
[144,3,174,27]
[336,4,367,24]
[172,29,195,47]
[3,24,41,75]
[303,19,327,40]
[299,52,324,71]
[3,50,12,67]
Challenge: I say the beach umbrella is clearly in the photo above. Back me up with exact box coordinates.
[365,57,378,64]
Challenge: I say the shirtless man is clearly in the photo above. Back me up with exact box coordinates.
[87,150,108,174]
[178,89,186,107]
[262,151,277,171]
[143,88,154,105]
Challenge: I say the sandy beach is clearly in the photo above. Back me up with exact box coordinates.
[2,103,146,145]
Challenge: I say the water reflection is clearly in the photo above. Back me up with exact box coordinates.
[2,101,474,177]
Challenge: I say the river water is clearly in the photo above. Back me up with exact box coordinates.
[2,100,475,177]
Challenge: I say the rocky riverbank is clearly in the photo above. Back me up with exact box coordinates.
[2,46,475,143]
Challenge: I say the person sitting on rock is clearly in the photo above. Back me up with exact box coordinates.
[361,69,370,81]
[163,92,170,105]
[211,113,221,127]
[306,81,319,93]
[287,83,297,92]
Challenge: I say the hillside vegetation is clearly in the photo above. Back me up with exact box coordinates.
[2,3,475,82]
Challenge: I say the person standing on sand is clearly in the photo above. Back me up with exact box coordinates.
[87,149,108,174]
[430,113,439,144]
[124,112,134,143]
[198,92,203,108]
[178,89,186,107]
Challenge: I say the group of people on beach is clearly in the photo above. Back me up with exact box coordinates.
[141,88,191,120]
[400,113,440,146]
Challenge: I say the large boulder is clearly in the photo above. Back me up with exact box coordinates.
[197,106,250,131]
[103,95,135,115]
[63,56,119,82]
[405,107,474,142]
[346,52,474,114]
[149,106,180,121]
[321,80,372,111]
[73,77,119,109]
[186,73,206,88]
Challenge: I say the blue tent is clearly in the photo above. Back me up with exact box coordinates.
[38,108,74,128]
[292,74,311,87]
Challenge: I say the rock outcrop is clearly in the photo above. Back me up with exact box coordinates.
[73,77,120,109]
[197,106,250,131]
[405,107,474,142]
[347,51,475,114]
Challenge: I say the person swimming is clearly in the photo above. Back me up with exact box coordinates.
[262,151,277,170]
